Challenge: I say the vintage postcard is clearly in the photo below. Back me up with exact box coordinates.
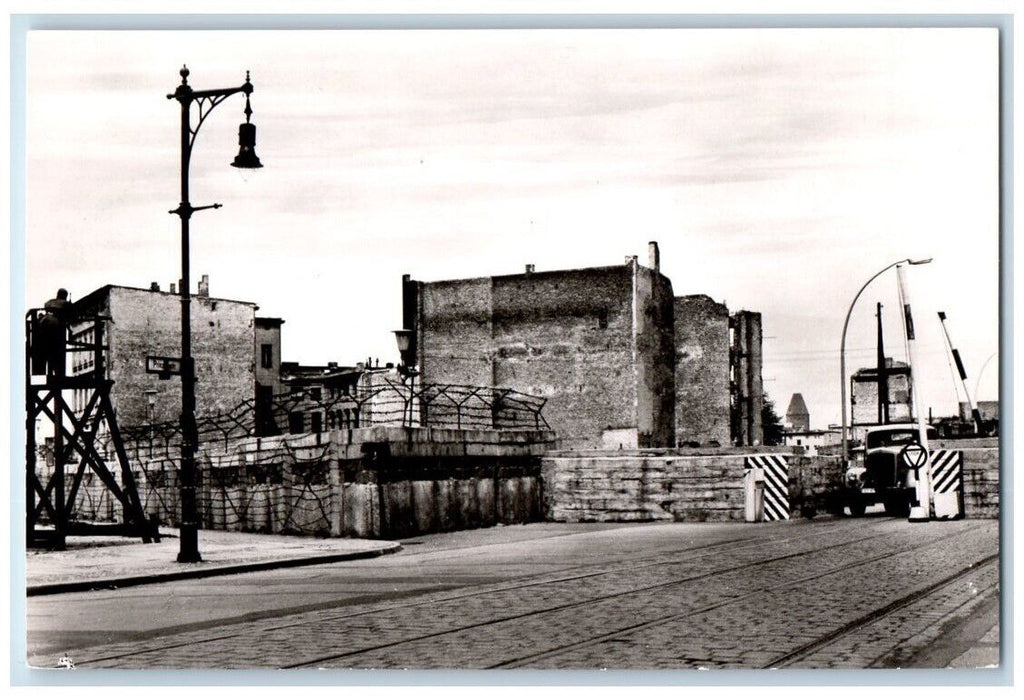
[15,17,1004,682]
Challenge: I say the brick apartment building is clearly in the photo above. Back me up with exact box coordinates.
[70,278,262,428]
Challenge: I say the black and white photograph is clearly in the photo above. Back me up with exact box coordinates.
[12,13,1006,682]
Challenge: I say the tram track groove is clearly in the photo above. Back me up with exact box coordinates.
[285,524,984,669]
[486,528,993,669]
[765,555,999,669]
[65,520,984,669]
[67,522,894,666]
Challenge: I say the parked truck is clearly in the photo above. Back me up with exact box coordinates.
[843,423,937,516]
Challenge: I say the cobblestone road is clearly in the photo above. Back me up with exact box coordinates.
[27,518,999,671]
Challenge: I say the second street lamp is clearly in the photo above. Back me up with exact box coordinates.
[167,65,263,563]
[393,329,418,427]
[839,257,932,469]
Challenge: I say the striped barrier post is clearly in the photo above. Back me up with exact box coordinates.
[930,450,965,520]
[744,455,790,521]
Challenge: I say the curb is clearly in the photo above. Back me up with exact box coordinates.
[27,542,403,597]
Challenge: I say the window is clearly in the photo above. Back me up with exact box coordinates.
[597,308,609,329]
[311,412,322,434]
[260,344,273,369]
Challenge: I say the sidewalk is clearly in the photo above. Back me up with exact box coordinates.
[25,528,401,596]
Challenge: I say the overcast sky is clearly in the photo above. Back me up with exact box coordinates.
[22,27,999,428]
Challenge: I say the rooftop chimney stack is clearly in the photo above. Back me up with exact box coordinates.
[169,283,177,294]
[648,241,660,272]
[525,264,535,275]
[150,282,160,292]
[198,274,209,298]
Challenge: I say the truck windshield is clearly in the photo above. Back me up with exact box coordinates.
[867,428,937,449]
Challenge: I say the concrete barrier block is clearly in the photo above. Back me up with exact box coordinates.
[454,478,478,528]
[435,479,454,531]
[477,478,496,527]
[411,480,437,532]
[342,482,376,538]
[383,480,414,538]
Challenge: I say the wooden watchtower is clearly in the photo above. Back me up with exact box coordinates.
[25,308,157,549]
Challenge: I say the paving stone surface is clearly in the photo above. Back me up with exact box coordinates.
[27,518,1000,672]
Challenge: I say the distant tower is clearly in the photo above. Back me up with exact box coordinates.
[786,393,810,432]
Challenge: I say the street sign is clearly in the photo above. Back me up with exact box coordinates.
[146,355,182,379]
[900,442,928,470]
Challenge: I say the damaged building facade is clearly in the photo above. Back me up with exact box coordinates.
[70,280,260,428]
[69,279,371,435]
[401,242,764,449]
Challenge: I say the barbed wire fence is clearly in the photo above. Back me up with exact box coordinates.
[48,380,548,535]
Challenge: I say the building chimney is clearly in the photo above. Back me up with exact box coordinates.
[198,274,209,297]
[150,282,160,292]
[648,241,660,271]
[169,283,177,294]
[525,264,535,275]
[625,255,638,266]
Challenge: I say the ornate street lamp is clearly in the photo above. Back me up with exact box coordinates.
[167,65,263,563]
[839,257,931,468]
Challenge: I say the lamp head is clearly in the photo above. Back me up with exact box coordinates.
[231,122,263,169]
[393,329,413,353]
[908,257,933,265]
[231,88,262,169]
[393,329,416,370]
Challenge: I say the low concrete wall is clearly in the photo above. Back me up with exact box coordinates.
[934,439,1000,519]
[542,449,843,522]
[71,427,555,539]
[542,443,999,522]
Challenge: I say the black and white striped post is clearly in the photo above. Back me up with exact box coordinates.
[896,263,932,522]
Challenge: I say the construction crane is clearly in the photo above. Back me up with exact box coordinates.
[936,311,983,434]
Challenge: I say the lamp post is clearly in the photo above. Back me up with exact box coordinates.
[168,65,263,563]
[393,329,418,427]
[839,257,931,468]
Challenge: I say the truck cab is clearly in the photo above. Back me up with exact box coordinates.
[844,423,938,516]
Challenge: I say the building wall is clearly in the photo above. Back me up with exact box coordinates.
[731,310,764,445]
[411,258,757,449]
[674,295,731,447]
[418,277,494,389]
[851,370,912,425]
[415,264,678,449]
[75,286,257,427]
[634,266,677,448]
[254,319,283,395]
[542,449,844,522]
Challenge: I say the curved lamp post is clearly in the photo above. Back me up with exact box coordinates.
[840,257,932,467]
[974,352,998,403]
[167,65,263,563]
